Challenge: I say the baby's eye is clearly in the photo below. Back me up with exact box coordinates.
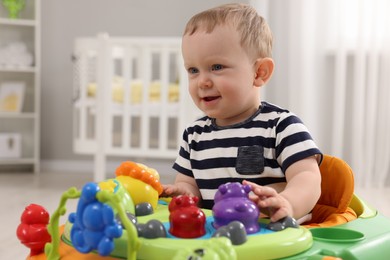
[211,64,224,71]
[187,67,199,74]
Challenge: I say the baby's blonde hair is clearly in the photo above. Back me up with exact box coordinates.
[183,3,273,58]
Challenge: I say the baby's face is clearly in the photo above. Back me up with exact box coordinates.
[182,25,261,126]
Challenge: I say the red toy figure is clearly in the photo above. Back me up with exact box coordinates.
[17,204,51,256]
[168,195,206,238]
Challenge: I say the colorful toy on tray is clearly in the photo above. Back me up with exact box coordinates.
[17,158,390,259]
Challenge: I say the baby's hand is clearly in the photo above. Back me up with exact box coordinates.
[243,180,293,222]
[160,184,194,198]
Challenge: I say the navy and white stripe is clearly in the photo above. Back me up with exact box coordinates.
[173,101,322,209]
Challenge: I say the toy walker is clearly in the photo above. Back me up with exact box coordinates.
[17,155,390,259]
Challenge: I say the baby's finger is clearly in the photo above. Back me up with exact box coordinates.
[258,196,278,208]
[252,186,278,198]
[242,180,258,189]
[260,197,292,222]
[248,193,260,204]
[243,180,265,195]
[270,207,289,222]
[161,185,175,197]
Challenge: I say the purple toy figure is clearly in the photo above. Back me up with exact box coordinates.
[212,182,260,234]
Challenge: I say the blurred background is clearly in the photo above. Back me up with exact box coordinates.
[38,0,389,187]
[0,0,388,207]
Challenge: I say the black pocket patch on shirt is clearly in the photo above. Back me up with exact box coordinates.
[236,145,265,175]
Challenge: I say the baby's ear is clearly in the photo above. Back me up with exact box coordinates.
[253,58,274,87]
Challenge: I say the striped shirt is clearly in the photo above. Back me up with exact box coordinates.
[173,102,322,209]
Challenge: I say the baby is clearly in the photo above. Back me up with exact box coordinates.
[162,3,322,223]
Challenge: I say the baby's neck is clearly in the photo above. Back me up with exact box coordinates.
[213,105,262,127]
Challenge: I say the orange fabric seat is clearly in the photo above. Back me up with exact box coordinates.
[304,155,357,227]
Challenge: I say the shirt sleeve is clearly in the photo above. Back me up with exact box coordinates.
[172,128,194,177]
[275,113,323,172]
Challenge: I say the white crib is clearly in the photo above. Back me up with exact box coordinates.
[72,34,200,181]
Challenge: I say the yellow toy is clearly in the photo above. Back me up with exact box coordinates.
[114,161,163,209]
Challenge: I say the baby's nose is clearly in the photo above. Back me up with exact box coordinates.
[198,73,212,88]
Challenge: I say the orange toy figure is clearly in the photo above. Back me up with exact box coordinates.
[168,195,206,238]
[115,161,163,209]
[17,204,51,256]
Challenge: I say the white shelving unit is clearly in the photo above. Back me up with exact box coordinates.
[0,0,40,172]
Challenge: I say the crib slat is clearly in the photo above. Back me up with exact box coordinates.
[78,52,88,142]
[177,49,188,150]
[106,48,115,154]
[158,47,170,151]
[140,46,152,152]
[121,45,131,150]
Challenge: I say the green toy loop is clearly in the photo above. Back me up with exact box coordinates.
[45,187,80,260]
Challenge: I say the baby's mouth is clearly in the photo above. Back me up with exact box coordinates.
[203,96,220,102]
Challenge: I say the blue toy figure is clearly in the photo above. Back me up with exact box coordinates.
[68,182,123,256]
